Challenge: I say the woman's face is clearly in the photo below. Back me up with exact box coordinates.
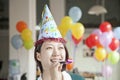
[37,40,66,70]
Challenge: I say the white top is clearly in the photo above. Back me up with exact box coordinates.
[37,71,72,80]
[62,71,72,80]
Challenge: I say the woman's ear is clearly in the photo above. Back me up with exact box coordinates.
[36,52,41,61]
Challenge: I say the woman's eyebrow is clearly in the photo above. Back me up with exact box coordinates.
[44,43,53,46]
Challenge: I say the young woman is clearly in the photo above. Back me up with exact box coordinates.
[34,4,84,80]
[34,38,72,80]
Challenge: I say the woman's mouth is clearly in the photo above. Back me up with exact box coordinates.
[50,59,63,63]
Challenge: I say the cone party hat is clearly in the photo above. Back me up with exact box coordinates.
[35,5,66,46]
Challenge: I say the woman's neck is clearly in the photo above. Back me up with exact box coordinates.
[42,70,63,80]
[42,70,51,80]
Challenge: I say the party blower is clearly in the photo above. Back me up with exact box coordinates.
[59,59,73,64]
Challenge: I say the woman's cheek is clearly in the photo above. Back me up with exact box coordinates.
[61,50,66,59]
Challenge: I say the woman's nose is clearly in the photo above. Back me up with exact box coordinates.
[52,48,60,57]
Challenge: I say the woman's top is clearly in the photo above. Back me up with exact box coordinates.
[37,71,84,80]
[37,71,71,80]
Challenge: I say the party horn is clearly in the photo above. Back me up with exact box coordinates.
[59,59,73,64]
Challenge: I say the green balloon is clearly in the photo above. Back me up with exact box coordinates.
[108,51,120,64]
[23,39,34,50]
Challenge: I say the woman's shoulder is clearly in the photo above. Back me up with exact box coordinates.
[62,71,72,80]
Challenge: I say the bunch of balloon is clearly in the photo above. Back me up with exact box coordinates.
[58,16,85,46]
[58,16,85,68]
[85,21,120,78]
[68,6,84,46]
[16,21,34,50]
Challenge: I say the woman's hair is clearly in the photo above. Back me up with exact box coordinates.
[34,41,69,73]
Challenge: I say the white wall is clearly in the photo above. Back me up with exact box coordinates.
[9,0,36,80]
[49,0,65,25]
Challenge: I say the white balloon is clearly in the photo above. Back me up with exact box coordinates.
[68,6,82,22]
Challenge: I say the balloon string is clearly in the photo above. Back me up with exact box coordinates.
[72,45,77,67]
[105,61,108,80]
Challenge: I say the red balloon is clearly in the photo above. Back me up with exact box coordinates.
[72,35,82,45]
[85,37,93,48]
[99,21,112,32]
[16,21,28,33]
[109,37,119,51]
[89,34,99,46]
[85,34,99,48]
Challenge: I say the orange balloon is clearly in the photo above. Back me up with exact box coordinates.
[66,62,73,71]
[16,21,28,33]
[96,42,103,48]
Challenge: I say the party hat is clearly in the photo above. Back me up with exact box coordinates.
[35,5,66,46]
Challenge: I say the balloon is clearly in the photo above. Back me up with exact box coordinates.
[58,16,73,37]
[85,34,99,48]
[11,34,23,49]
[94,48,107,61]
[107,31,114,38]
[92,29,102,37]
[16,21,28,33]
[70,23,85,40]
[109,37,119,51]
[68,6,82,22]
[113,27,120,40]
[89,34,99,46]
[99,21,112,32]
[21,28,32,41]
[66,62,73,71]
[72,35,82,45]
[99,32,112,48]
[102,65,112,78]
[23,39,34,50]
[96,41,103,48]
[108,51,120,64]
[85,37,94,48]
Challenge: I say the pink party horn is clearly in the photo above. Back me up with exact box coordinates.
[59,59,73,64]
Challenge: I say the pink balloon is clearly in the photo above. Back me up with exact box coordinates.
[102,65,112,78]
[92,29,102,37]
[99,32,112,48]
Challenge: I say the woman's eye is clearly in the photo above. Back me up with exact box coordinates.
[46,47,52,50]
[59,46,64,50]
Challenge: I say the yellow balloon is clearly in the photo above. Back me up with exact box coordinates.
[23,39,34,50]
[61,16,73,25]
[21,28,32,41]
[94,48,107,61]
[58,16,73,37]
[70,23,85,39]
